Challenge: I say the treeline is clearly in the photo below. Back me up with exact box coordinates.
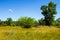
[0,1,60,28]
[0,17,60,28]
[0,17,36,28]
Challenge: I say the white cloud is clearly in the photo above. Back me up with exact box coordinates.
[8,9,13,13]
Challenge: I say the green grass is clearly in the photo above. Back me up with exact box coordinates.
[0,26,60,40]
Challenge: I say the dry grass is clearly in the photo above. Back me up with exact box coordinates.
[0,26,60,40]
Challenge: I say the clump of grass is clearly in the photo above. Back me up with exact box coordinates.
[3,32,14,36]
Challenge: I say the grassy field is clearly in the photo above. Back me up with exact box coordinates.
[0,26,60,40]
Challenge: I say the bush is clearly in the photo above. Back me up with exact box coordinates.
[18,17,35,28]
[38,18,45,25]
[34,21,39,27]
[6,18,13,26]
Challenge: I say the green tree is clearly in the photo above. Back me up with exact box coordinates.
[55,18,60,26]
[38,18,45,25]
[41,1,57,26]
[18,17,35,28]
[0,19,2,26]
[6,18,13,26]
[0,20,7,26]
[34,21,39,27]
[12,21,18,26]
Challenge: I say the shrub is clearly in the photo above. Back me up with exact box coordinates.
[34,21,39,27]
[38,18,45,25]
[6,18,13,26]
[18,17,35,28]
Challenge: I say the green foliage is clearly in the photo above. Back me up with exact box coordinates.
[0,19,17,26]
[0,19,2,26]
[34,21,39,27]
[11,21,17,26]
[41,1,57,26]
[18,17,35,28]
[55,18,60,27]
[0,20,7,26]
[6,18,13,26]
[38,18,45,25]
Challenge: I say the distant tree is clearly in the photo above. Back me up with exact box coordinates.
[41,1,57,26]
[18,17,35,28]
[55,18,60,26]
[0,20,6,26]
[12,21,18,26]
[0,21,7,26]
[0,19,2,26]
[6,18,13,26]
[34,21,39,27]
[38,18,45,25]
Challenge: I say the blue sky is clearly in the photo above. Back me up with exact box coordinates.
[0,0,60,21]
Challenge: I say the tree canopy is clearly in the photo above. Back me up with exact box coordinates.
[41,1,57,26]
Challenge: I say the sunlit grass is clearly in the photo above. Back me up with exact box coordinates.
[0,26,60,40]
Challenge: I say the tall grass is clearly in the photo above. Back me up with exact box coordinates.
[0,26,60,40]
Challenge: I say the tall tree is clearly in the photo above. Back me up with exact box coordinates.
[41,1,57,26]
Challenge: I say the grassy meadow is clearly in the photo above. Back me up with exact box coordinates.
[0,26,60,40]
